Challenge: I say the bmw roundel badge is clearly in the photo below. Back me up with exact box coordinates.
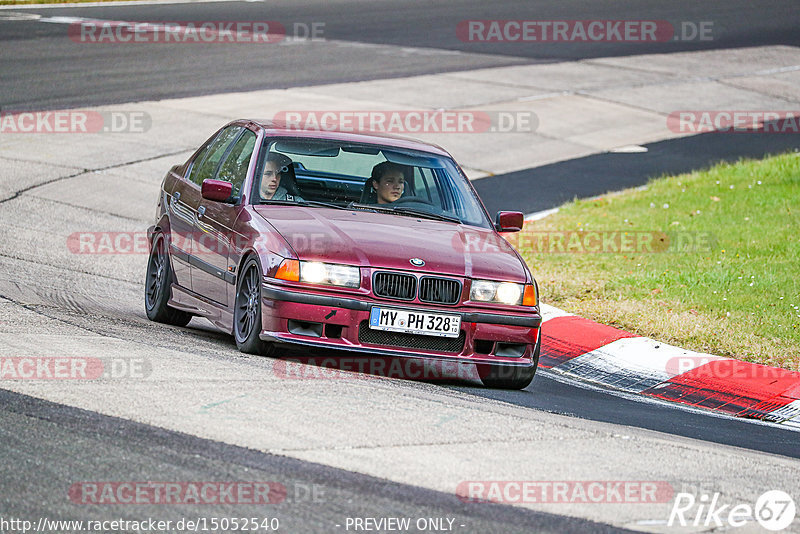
[409,258,425,267]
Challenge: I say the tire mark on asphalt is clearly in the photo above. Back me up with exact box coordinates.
[23,194,149,223]
[0,148,191,205]
[0,251,138,285]
[0,389,628,534]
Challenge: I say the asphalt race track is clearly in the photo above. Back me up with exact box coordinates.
[1,1,799,533]
[0,390,622,534]
[475,130,800,215]
[1,0,800,110]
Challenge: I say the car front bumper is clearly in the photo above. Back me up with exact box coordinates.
[259,284,541,367]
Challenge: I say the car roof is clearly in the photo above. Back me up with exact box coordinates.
[245,119,453,157]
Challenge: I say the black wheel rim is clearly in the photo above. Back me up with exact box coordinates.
[236,265,260,341]
[145,237,166,310]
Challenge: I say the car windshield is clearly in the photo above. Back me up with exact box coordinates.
[254,138,492,228]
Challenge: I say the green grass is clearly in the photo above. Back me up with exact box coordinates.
[519,151,800,370]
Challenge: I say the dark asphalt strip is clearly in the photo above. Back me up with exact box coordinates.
[451,371,800,460]
[0,388,631,534]
[473,131,800,215]
[4,0,799,60]
[1,0,799,110]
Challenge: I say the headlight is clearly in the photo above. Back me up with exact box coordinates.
[274,259,360,288]
[301,261,360,288]
[471,280,497,301]
[470,280,537,306]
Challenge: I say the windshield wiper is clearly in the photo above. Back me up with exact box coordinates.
[347,202,383,213]
[348,203,461,223]
[260,199,302,206]
[298,200,351,210]
[392,207,462,223]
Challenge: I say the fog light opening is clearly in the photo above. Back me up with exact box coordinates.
[288,320,323,337]
[324,324,343,339]
[494,343,527,358]
[474,339,494,355]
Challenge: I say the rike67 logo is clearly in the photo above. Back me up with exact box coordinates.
[669,490,796,531]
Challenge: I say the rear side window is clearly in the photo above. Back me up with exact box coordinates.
[187,126,242,186]
[413,167,441,206]
[217,129,257,198]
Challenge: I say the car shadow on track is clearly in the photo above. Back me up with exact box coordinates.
[178,318,800,458]
[451,368,800,459]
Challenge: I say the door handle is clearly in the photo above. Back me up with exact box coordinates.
[197,205,206,218]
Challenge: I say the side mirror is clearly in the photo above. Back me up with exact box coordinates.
[201,179,233,202]
[495,211,524,232]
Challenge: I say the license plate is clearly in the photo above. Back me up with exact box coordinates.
[369,307,461,338]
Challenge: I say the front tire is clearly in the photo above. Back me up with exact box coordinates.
[234,257,276,356]
[145,232,192,327]
[479,328,541,390]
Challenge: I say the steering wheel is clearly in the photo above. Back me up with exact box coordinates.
[392,196,434,206]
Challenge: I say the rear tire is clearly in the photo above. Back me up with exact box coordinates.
[479,329,541,390]
[145,232,192,327]
[234,257,276,356]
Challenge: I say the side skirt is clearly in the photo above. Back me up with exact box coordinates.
[169,283,234,334]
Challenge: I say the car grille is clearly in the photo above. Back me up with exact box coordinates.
[358,322,466,353]
[373,272,463,304]
[419,277,461,305]
[373,272,416,300]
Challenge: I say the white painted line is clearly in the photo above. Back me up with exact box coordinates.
[19,13,475,59]
[35,15,287,44]
[766,400,800,427]
[608,144,648,153]
[0,12,41,20]
[517,91,570,102]
[555,337,728,394]
[524,207,558,221]
[752,65,800,76]
[539,302,573,323]
[0,0,244,9]
[38,15,87,24]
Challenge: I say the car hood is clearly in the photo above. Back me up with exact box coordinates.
[253,206,528,281]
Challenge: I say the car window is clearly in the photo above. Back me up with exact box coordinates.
[216,129,256,198]
[292,150,384,178]
[413,167,441,206]
[259,138,491,228]
[185,141,215,185]
[187,126,242,186]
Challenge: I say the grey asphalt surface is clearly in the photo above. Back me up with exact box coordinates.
[1,1,800,532]
[1,0,799,110]
[0,389,625,534]
[475,130,800,215]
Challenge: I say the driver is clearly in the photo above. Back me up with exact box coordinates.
[260,153,304,202]
[368,161,406,204]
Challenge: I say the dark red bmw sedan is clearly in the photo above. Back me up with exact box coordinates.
[146,120,541,388]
